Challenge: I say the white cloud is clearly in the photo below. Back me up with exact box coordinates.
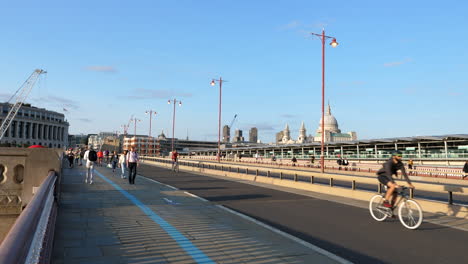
[384,58,413,67]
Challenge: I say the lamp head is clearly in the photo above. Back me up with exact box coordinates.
[210,80,216,86]
[167,100,171,104]
[330,38,338,48]
[178,101,182,106]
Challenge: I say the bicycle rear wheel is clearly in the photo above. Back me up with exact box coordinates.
[398,199,423,229]
[369,194,388,221]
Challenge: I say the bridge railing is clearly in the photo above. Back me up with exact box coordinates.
[181,156,467,180]
[0,170,58,264]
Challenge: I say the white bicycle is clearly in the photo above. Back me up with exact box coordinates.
[172,161,179,172]
[369,186,423,230]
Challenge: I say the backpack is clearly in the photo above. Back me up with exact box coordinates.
[88,150,97,162]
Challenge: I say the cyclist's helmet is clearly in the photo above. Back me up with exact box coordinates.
[391,150,403,157]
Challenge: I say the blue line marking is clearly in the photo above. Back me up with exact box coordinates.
[94,170,215,264]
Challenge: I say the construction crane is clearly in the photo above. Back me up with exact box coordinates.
[0,69,47,140]
[224,114,237,142]
[121,115,134,135]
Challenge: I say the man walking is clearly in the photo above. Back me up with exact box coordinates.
[83,146,97,184]
[126,146,139,184]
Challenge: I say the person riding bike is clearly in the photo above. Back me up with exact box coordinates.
[171,150,179,171]
[377,150,415,208]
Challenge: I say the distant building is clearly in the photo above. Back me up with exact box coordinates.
[275,131,284,144]
[232,129,244,143]
[313,104,357,142]
[123,131,218,156]
[68,134,88,148]
[249,127,258,143]
[222,125,230,142]
[0,102,69,148]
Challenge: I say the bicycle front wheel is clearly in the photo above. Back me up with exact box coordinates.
[398,199,423,230]
[369,194,388,221]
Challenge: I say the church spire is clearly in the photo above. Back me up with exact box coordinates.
[326,102,331,115]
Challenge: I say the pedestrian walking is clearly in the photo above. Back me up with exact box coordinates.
[97,150,104,166]
[408,159,414,175]
[110,151,118,175]
[291,156,297,166]
[79,148,86,166]
[84,146,97,184]
[119,150,128,179]
[66,148,74,168]
[126,146,139,184]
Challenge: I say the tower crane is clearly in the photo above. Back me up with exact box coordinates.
[122,115,134,135]
[224,114,237,142]
[0,69,47,140]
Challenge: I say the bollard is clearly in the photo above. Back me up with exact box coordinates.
[294,173,298,182]
[256,169,259,176]
[410,188,414,199]
[237,167,240,173]
[329,178,334,187]
[449,191,453,205]
[378,184,382,194]
[229,166,231,172]
[221,166,223,171]
[246,168,249,174]
[311,176,314,184]
[280,172,283,180]
[267,171,270,177]
[352,180,356,190]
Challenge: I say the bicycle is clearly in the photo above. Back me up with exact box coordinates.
[172,160,179,172]
[369,186,423,230]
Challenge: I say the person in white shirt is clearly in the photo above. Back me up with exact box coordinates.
[83,146,95,184]
[119,150,128,179]
[126,146,139,184]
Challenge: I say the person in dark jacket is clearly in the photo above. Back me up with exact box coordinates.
[463,161,468,179]
[377,150,415,208]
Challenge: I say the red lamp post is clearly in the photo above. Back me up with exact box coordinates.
[310,30,338,173]
[210,77,226,162]
[168,99,182,152]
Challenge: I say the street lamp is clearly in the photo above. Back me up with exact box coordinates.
[168,99,182,152]
[211,77,227,162]
[145,110,157,138]
[132,118,141,137]
[310,30,338,173]
[145,110,157,156]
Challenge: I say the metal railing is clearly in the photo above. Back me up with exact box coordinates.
[0,170,58,264]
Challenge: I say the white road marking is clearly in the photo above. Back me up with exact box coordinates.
[184,191,209,202]
[215,204,353,264]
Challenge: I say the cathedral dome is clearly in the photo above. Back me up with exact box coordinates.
[316,104,341,133]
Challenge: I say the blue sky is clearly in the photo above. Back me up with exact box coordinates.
[1,1,467,142]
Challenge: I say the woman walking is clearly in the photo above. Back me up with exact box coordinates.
[119,150,128,179]
[110,151,119,176]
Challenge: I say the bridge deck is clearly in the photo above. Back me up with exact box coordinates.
[52,164,341,264]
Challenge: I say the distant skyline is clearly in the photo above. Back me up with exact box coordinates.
[1,1,467,143]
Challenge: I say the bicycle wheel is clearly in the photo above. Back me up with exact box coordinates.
[369,194,388,221]
[398,199,423,229]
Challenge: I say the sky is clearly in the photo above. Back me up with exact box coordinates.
[0,0,467,143]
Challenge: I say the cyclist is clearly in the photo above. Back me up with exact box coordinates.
[171,150,179,171]
[377,150,414,208]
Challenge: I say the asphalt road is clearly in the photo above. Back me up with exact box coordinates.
[138,164,468,264]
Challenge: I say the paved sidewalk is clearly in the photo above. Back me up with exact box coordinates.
[52,165,346,264]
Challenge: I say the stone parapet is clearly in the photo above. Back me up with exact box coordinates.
[0,148,61,214]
